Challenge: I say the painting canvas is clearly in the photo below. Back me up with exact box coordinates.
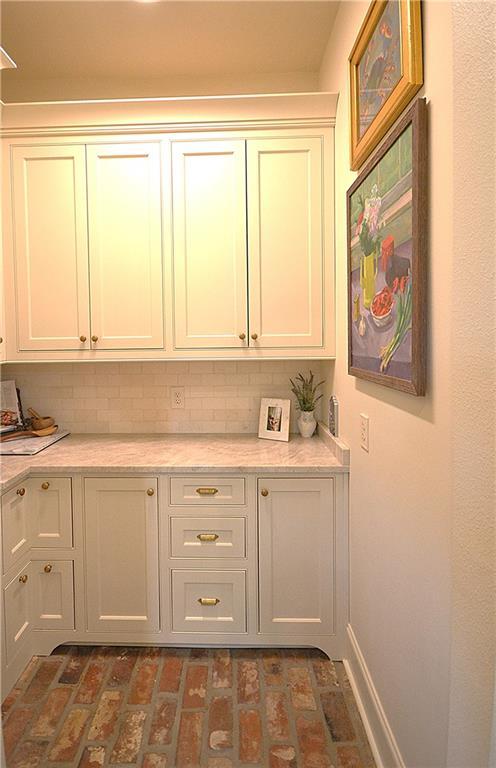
[347,98,427,395]
[349,0,423,170]
[358,0,402,139]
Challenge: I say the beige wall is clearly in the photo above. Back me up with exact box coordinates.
[318,1,495,766]
[2,361,324,435]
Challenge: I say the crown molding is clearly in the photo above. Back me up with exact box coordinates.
[0,91,338,138]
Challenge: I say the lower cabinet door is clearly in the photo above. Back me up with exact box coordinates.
[31,559,74,630]
[2,483,30,574]
[258,478,334,635]
[4,561,32,663]
[172,570,246,633]
[84,478,160,633]
[29,478,73,548]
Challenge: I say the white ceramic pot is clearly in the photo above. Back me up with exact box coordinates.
[297,410,316,438]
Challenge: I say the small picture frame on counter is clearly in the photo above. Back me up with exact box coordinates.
[258,398,291,442]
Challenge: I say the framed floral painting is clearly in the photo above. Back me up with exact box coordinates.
[347,98,427,395]
[349,0,423,170]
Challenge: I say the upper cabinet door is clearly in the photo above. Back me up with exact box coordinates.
[171,140,248,349]
[12,145,90,351]
[247,138,324,348]
[86,143,164,350]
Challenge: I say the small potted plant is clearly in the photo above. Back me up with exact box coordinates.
[289,371,325,438]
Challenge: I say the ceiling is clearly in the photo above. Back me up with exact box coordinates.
[0,1,339,103]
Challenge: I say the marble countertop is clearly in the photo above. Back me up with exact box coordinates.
[0,432,347,493]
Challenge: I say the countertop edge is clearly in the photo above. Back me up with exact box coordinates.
[1,462,348,494]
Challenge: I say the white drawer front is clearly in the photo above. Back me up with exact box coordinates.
[171,517,246,559]
[172,570,246,633]
[31,559,75,630]
[170,477,245,506]
[29,477,73,548]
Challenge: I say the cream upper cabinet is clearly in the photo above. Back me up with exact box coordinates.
[84,477,160,633]
[247,138,324,348]
[258,477,334,635]
[11,145,90,351]
[86,143,164,350]
[171,140,248,349]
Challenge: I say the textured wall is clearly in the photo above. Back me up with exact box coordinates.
[318,1,495,766]
[2,360,325,435]
[446,3,496,765]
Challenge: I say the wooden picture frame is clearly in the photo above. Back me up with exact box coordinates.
[347,98,427,395]
[258,398,291,442]
[349,0,423,170]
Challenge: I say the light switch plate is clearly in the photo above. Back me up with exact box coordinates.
[360,413,369,452]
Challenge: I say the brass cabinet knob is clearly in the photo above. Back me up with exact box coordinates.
[19,574,28,584]
[44,564,53,573]
[79,335,87,343]
[198,597,220,606]
[0,337,3,344]
[251,333,258,340]
[91,335,99,343]
[239,333,246,341]
[146,488,155,496]
[261,488,269,497]
[16,487,26,497]
[197,533,219,542]
[41,482,50,490]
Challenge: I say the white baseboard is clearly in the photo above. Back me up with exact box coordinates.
[344,623,405,768]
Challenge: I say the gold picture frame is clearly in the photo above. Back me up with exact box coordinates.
[349,0,423,170]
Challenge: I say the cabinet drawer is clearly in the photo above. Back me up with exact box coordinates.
[2,483,30,574]
[171,570,246,633]
[4,561,31,663]
[31,559,75,630]
[170,477,245,505]
[29,478,73,548]
[170,517,246,558]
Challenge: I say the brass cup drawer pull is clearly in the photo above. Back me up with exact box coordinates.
[16,487,26,497]
[41,482,50,490]
[197,533,219,542]
[198,597,220,607]
[19,574,28,584]
[195,487,219,496]
[44,564,53,573]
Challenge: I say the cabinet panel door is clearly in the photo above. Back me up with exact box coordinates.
[4,561,32,663]
[258,478,334,634]
[1,484,30,574]
[29,478,73,549]
[247,138,323,348]
[84,477,159,633]
[171,140,247,349]
[86,143,164,349]
[12,145,90,351]
[31,560,74,630]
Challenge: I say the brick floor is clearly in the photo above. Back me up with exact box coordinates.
[1,646,376,767]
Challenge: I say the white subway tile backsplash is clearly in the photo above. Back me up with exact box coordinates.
[2,360,325,434]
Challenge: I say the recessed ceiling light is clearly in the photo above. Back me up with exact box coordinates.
[0,46,17,70]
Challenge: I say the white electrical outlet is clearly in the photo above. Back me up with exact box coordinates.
[360,413,369,452]
[171,387,185,409]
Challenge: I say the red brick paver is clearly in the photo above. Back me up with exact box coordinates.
[2,645,374,767]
